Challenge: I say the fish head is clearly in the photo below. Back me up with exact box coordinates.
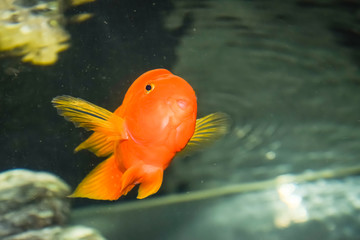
[122,69,197,150]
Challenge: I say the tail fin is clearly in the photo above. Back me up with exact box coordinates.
[69,155,123,200]
[52,95,128,156]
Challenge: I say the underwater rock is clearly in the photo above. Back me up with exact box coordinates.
[0,169,71,238]
[0,169,108,239]
[3,225,106,240]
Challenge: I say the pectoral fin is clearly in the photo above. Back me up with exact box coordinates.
[180,112,230,155]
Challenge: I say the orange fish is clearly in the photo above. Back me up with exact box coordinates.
[52,69,228,200]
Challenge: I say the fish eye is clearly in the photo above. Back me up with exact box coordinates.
[145,83,155,94]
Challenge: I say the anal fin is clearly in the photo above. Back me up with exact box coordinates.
[119,164,164,199]
[137,166,163,199]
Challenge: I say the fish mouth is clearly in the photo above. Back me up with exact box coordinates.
[175,99,188,110]
[167,97,193,117]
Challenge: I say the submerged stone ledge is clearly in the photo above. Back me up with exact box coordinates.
[0,169,106,240]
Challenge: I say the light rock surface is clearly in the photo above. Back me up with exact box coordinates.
[3,226,106,240]
[0,169,107,240]
[0,169,71,238]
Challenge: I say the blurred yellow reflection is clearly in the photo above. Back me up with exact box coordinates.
[0,0,95,65]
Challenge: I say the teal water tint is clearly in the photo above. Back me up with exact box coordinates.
[164,0,360,193]
[72,167,360,239]
[1,0,360,239]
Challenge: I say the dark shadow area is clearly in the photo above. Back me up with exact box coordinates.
[0,0,193,207]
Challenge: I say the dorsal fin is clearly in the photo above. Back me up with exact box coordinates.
[74,132,114,157]
[52,95,128,155]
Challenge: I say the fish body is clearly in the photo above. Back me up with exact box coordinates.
[115,69,197,171]
[52,69,228,200]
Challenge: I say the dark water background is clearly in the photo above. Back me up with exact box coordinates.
[1,0,182,203]
[1,0,360,239]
